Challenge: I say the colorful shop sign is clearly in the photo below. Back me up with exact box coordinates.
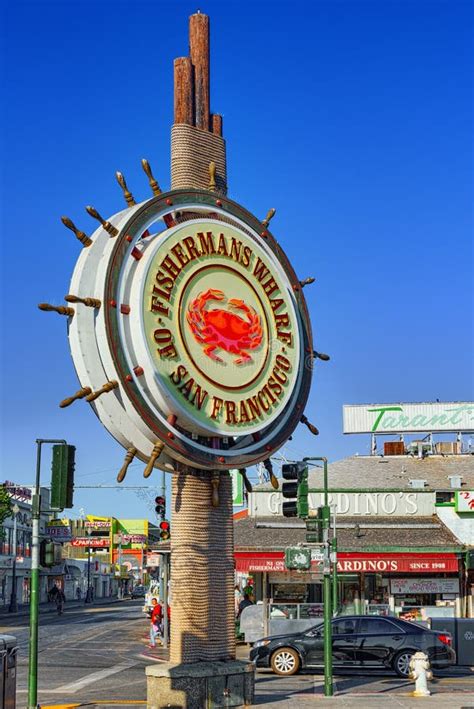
[71,537,109,548]
[85,520,111,529]
[343,402,474,434]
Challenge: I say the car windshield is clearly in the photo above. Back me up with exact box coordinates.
[306,622,323,635]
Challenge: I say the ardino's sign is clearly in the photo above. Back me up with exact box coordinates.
[139,221,299,435]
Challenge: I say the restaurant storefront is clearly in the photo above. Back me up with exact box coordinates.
[234,524,466,620]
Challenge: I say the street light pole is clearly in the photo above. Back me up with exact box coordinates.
[28,438,66,709]
[304,456,333,698]
[85,527,92,603]
[8,503,20,613]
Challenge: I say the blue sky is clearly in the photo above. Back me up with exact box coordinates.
[1,0,472,520]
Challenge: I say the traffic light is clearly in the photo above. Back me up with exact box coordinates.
[51,444,75,510]
[281,462,309,518]
[159,520,170,541]
[155,495,165,519]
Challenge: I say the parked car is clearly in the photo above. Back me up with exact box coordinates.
[250,615,455,678]
[131,585,146,599]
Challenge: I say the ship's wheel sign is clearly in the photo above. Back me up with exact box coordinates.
[139,217,301,437]
[48,188,314,472]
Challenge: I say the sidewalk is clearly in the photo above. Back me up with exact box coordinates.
[0,595,128,619]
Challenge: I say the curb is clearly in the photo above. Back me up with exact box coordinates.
[39,703,146,708]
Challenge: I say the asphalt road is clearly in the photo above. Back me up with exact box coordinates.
[2,602,474,708]
[3,599,150,706]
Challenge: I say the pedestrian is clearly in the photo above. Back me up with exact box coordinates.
[237,592,254,619]
[149,597,162,648]
[76,586,81,601]
[56,588,66,615]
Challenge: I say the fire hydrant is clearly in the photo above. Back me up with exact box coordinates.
[409,651,433,696]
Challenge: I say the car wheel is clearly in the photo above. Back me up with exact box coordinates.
[270,647,300,676]
[393,650,414,678]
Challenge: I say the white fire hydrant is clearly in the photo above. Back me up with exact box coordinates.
[409,651,433,696]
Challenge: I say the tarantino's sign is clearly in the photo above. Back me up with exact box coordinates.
[140,222,300,436]
[343,402,474,434]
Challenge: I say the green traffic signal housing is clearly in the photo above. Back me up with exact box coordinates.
[281,462,309,518]
[40,539,62,567]
[50,444,75,510]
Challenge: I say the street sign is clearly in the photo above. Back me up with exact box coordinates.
[285,547,311,570]
[310,550,324,562]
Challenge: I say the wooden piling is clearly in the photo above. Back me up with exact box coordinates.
[211,113,223,136]
[189,12,210,131]
[174,57,194,125]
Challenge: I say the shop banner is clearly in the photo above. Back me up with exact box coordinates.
[235,551,459,574]
[71,537,109,547]
[47,525,72,541]
[235,552,285,572]
[390,578,460,595]
[336,553,459,573]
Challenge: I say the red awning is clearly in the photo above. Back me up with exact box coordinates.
[235,551,459,574]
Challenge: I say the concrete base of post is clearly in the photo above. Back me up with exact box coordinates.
[146,660,255,708]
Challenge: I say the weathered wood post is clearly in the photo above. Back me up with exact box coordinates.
[146,14,253,708]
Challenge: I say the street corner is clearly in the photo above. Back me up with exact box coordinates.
[38,704,81,709]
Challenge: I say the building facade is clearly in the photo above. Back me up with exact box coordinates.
[235,451,474,620]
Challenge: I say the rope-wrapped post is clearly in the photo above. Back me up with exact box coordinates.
[170,469,235,664]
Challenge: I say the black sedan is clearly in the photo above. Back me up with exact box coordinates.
[250,615,455,678]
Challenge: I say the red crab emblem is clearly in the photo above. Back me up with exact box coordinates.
[186,289,263,364]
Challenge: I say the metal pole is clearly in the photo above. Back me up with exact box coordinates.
[304,456,333,697]
[323,567,333,696]
[8,505,19,613]
[162,552,169,649]
[118,534,122,599]
[28,438,66,709]
[262,571,269,638]
[331,537,338,616]
[159,469,166,604]
[85,538,92,603]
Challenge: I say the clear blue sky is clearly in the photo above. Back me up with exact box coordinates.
[1,0,472,519]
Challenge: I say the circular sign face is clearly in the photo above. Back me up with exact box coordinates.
[67,189,313,472]
[134,219,300,436]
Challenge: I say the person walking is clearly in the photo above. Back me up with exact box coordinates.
[237,592,254,619]
[149,597,163,648]
[56,588,66,615]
